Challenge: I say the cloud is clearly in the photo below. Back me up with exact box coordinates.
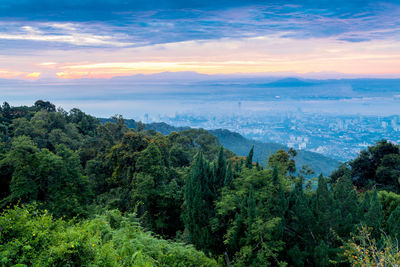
[0,68,40,79]
[25,72,41,79]
[0,1,399,50]
[39,62,57,66]
[38,33,400,78]
[0,69,24,79]
[0,23,133,47]
[1,0,400,78]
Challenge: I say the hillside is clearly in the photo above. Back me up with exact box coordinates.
[100,118,340,175]
[211,129,340,175]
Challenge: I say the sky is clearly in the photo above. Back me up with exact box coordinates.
[1,0,400,80]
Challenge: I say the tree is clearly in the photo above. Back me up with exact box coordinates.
[184,152,217,253]
[313,241,330,267]
[218,167,286,265]
[2,136,91,218]
[1,102,11,123]
[270,166,287,219]
[224,161,234,186]
[214,146,227,190]
[268,149,296,175]
[363,190,384,236]
[5,136,40,204]
[34,100,56,112]
[46,145,91,217]
[245,146,254,169]
[387,205,400,239]
[314,175,333,239]
[350,140,400,190]
[375,154,400,191]
[333,174,359,236]
[67,108,98,136]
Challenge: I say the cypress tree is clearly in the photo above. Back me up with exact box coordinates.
[287,176,316,251]
[359,191,371,218]
[224,161,233,186]
[270,166,286,218]
[272,165,279,184]
[245,146,254,169]
[229,201,246,252]
[314,174,333,238]
[364,190,383,236]
[333,174,359,236]
[387,205,400,239]
[247,186,256,228]
[256,161,262,171]
[184,152,217,253]
[313,241,330,267]
[215,146,227,189]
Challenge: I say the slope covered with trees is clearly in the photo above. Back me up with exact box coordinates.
[1,101,400,266]
[100,118,340,175]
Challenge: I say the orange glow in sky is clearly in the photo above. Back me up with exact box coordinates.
[3,35,400,80]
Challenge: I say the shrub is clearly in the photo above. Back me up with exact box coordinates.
[0,205,217,267]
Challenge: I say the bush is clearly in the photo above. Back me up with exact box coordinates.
[0,205,217,266]
[343,226,400,266]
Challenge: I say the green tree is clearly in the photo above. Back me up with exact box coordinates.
[268,149,296,175]
[314,175,333,239]
[333,174,359,237]
[387,205,400,239]
[350,140,400,189]
[376,154,400,191]
[224,161,234,186]
[245,146,254,169]
[214,146,227,190]
[184,152,217,253]
[313,241,330,267]
[47,145,91,217]
[4,136,39,203]
[364,190,384,236]
[34,100,56,112]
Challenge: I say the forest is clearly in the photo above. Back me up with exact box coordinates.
[1,100,400,266]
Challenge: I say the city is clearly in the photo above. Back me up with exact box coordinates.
[160,111,400,162]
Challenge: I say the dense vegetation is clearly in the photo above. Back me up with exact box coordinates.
[1,101,400,266]
[100,118,340,175]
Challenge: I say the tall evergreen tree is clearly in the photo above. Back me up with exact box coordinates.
[333,174,359,236]
[270,166,287,219]
[387,205,400,239]
[224,161,233,186]
[184,152,217,253]
[359,191,371,218]
[314,175,333,239]
[313,241,330,267]
[245,146,254,169]
[247,186,256,231]
[214,146,227,189]
[364,190,384,236]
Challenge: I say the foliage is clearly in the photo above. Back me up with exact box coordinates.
[350,140,400,191]
[3,101,400,266]
[0,205,217,267]
[343,226,400,266]
[183,152,220,254]
[217,167,286,266]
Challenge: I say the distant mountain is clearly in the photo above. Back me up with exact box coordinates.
[99,118,340,175]
[109,71,213,82]
[264,78,316,87]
